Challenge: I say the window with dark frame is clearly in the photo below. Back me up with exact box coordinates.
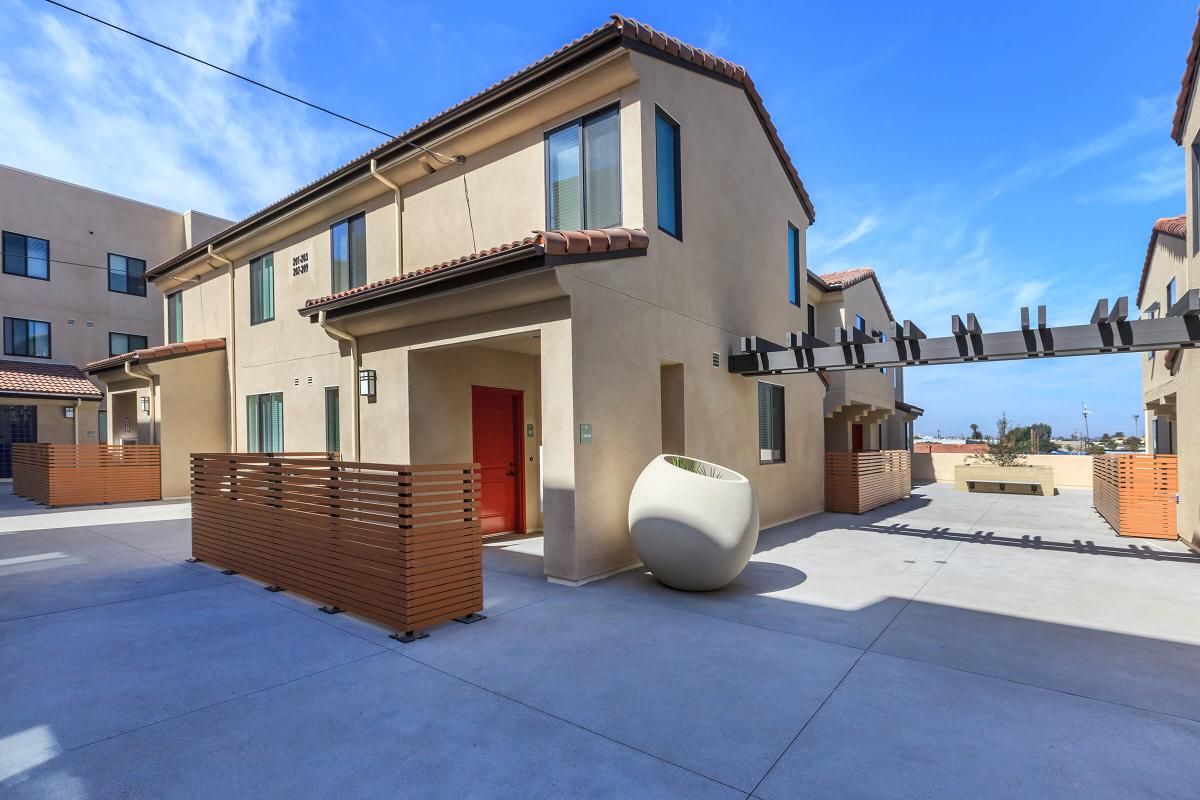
[1167,276,1177,310]
[330,214,366,293]
[655,106,681,239]
[325,386,340,453]
[787,224,802,305]
[1193,143,1200,254]
[758,381,785,464]
[2,231,49,280]
[879,332,888,375]
[545,105,621,230]
[855,314,866,332]
[109,332,148,356]
[167,291,183,343]
[108,253,147,296]
[250,252,276,324]
[807,303,816,337]
[246,392,284,452]
[3,317,51,358]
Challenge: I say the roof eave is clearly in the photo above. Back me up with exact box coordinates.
[147,25,626,280]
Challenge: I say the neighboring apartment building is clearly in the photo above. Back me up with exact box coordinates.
[1137,215,1185,455]
[1152,8,1200,554]
[0,164,229,477]
[807,267,921,452]
[87,15,916,583]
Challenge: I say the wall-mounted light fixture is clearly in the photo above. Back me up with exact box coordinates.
[140,396,150,414]
[358,368,377,398]
[63,406,75,419]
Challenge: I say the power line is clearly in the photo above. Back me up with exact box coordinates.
[41,0,462,167]
[41,0,394,138]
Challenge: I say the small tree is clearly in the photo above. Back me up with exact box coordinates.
[969,423,982,440]
[968,413,1028,467]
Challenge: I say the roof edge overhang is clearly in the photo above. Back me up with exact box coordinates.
[147,25,626,281]
[0,390,101,401]
[85,338,226,374]
[151,14,817,282]
[302,245,646,322]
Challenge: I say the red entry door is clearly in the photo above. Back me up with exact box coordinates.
[471,386,524,536]
[852,424,865,452]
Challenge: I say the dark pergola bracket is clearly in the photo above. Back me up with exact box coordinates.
[730,292,1200,376]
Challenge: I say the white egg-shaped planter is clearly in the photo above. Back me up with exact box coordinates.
[628,455,759,591]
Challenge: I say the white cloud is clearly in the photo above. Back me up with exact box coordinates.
[1084,149,1184,205]
[810,214,878,258]
[0,0,376,220]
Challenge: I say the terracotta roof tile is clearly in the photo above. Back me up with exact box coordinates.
[1172,8,1200,144]
[304,227,648,311]
[611,15,814,222]
[85,338,226,373]
[816,267,895,322]
[151,14,814,279]
[0,360,101,399]
[1136,214,1186,307]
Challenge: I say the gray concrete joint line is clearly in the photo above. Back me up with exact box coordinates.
[391,644,746,794]
[63,650,391,754]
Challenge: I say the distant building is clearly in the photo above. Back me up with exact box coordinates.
[0,164,229,477]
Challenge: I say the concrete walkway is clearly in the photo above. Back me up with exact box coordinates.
[1,482,1197,798]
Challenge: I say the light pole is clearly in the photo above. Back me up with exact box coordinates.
[1081,403,1091,447]
[1132,413,1141,452]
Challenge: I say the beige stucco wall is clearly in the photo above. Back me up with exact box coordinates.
[0,396,99,446]
[1141,233,1185,404]
[153,351,230,497]
[1169,72,1200,551]
[912,452,1095,488]
[0,165,229,380]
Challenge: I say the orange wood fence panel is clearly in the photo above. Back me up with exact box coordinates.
[11,443,161,507]
[1093,454,1177,539]
[826,450,912,514]
[190,453,483,640]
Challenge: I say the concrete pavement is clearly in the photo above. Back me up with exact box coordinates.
[1,481,1197,798]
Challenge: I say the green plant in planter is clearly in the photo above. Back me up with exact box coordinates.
[967,413,1028,468]
[666,455,724,478]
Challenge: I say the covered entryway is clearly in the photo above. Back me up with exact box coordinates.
[472,385,525,535]
[0,405,37,479]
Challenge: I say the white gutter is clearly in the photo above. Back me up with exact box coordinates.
[318,310,360,460]
[208,245,237,450]
[370,158,403,277]
[124,362,156,445]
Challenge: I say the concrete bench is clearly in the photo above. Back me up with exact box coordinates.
[966,479,1039,494]
[954,464,1054,496]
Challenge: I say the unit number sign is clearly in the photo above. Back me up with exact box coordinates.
[292,253,309,276]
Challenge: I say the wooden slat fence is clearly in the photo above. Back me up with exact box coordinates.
[1093,454,1177,539]
[826,450,912,514]
[12,443,161,507]
[191,453,483,640]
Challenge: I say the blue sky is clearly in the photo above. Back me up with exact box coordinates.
[0,0,1194,439]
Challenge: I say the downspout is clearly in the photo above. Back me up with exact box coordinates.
[124,362,157,445]
[318,310,360,460]
[370,158,403,277]
[73,398,81,444]
[208,245,237,450]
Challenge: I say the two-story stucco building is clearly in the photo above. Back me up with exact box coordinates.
[1137,215,1186,455]
[1142,9,1200,554]
[0,164,228,478]
[87,15,917,583]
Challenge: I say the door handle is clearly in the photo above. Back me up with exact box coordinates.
[506,470,516,477]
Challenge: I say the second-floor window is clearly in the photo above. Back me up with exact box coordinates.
[331,214,366,293]
[109,332,148,356]
[1167,277,1177,310]
[655,106,681,239]
[855,315,866,332]
[545,105,620,230]
[807,303,816,336]
[108,253,147,296]
[787,224,802,306]
[3,317,50,358]
[250,252,275,325]
[2,231,49,280]
[167,292,183,344]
